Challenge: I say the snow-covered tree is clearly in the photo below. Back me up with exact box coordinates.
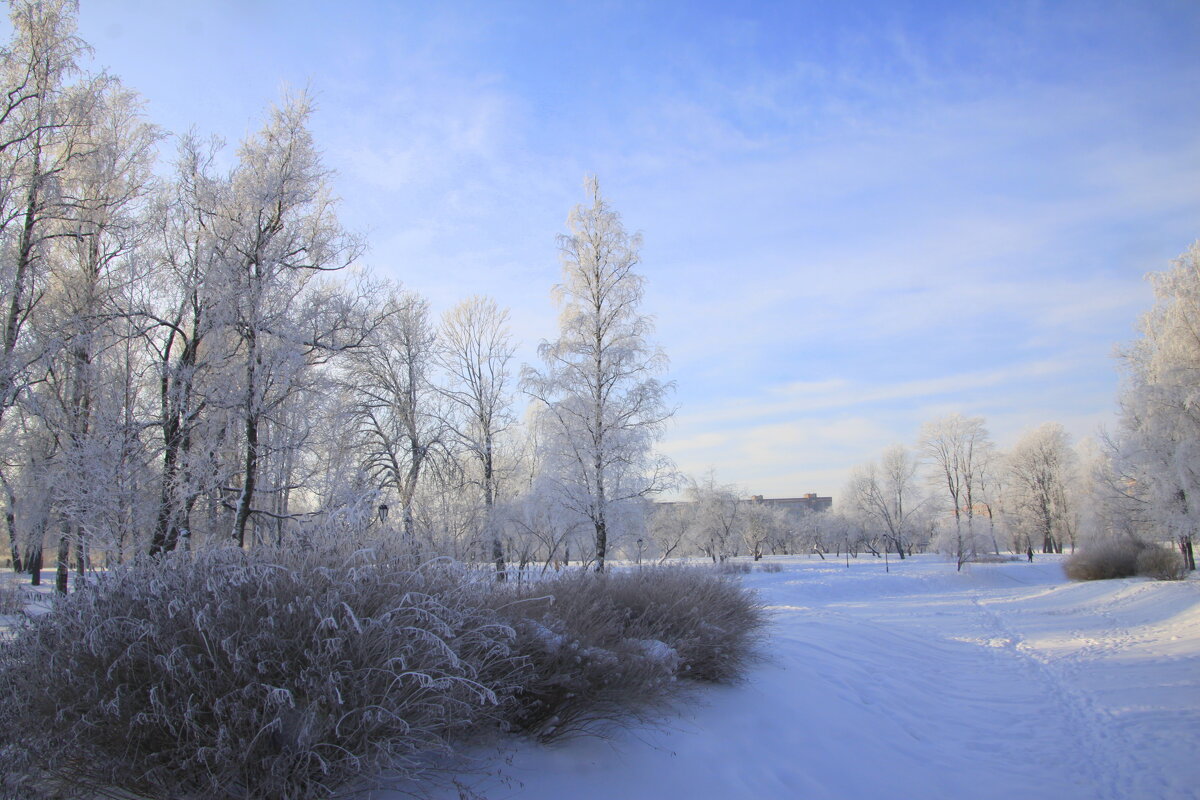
[218,92,362,548]
[344,285,445,542]
[1004,423,1076,554]
[920,413,997,569]
[686,475,743,563]
[522,177,674,572]
[143,132,231,555]
[751,501,791,560]
[846,445,924,559]
[1117,241,1200,569]
[645,500,691,563]
[438,296,516,576]
[43,79,159,588]
[1073,434,1149,547]
[0,0,92,425]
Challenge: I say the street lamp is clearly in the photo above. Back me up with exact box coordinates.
[636,537,644,566]
[377,504,389,525]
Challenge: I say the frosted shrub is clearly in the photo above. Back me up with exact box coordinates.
[715,560,752,574]
[0,547,523,800]
[597,567,765,683]
[1063,539,1144,581]
[1065,539,1189,582]
[499,567,765,741]
[1135,545,1188,581]
[0,552,766,794]
[0,578,22,617]
[757,562,784,573]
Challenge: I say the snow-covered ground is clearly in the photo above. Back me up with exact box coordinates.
[402,554,1200,800]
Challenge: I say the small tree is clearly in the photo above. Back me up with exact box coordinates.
[846,445,924,559]
[920,413,996,569]
[687,474,743,563]
[1005,423,1075,554]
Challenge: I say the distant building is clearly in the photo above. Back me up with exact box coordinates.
[747,493,832,513]
[655,492,832,513]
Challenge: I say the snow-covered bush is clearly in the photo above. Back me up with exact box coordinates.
[0,578,22,616]
[503,607,682,741]
[0,552,766,795]
[499,567,764,740]
[1135,545,1188,581]
[599,567,765,683]
[1064,538,1188,582]
[1063,539,1144,581]
[0,547,524,800]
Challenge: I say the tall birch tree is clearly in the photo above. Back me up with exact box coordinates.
[1118,241,1200,569]
[438,295,515,576]
[0,0,90,424]
[523,177,673,572]
[219,92,360,548]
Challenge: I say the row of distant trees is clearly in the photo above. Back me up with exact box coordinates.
[0,0,676,589]
[826,245,1200,571]
[835,418,1085,569]
[640,235,1199,569]
[633,246,1199,573]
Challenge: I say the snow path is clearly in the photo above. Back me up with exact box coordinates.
[386,555,1200,800]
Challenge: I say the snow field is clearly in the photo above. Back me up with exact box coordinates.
[404,555,1200,800]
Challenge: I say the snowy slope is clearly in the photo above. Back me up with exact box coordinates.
[395,555,1200,800]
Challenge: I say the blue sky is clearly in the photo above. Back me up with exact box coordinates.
[70,0,1200,497]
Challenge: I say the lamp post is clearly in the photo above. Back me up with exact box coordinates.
[636,537,644,566]
[377,504,389,525]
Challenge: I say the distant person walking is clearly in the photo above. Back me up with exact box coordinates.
[1027,545,1034,562]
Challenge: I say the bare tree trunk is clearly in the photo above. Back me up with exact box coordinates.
[55,524,70,595]
[233,414,258,549]
[594,514,607,573]
[4,490,20,573]
[233,338,260,548]
[150,436,180,556]
[150,344,186,555]
[26,543,42,586]
[485,449,505,581]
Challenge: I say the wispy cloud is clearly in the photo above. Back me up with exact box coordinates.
[68,0,1200,499]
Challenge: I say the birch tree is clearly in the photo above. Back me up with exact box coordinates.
[345,286,445,541]
[438,296,515,575]
[847,445,923,559]
[45,80,158,588]
[0,0,90,424]
[143,132,230,555]
[1005,423,1075,554]
[218,92,361,548]
[1117,241,1200,569]
[523,177,673,572]
[920,413,996,569]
